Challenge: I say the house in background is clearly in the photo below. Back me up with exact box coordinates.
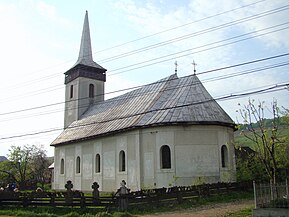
[0,156,8,162]
[51,11,236,192]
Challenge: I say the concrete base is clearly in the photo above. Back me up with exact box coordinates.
[252,208,289,217]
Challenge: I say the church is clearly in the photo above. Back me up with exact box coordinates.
[51,11,236,192]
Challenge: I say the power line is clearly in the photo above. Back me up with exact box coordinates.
[0,0,281,92]
[0,82,287,141]
[0,52,288,117]
[1,61,289,123]
[109,23,289,75]
[100,4,289,64]
[92,0,266,55]
[2,19,287,104]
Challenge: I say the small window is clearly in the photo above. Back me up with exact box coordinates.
[70,85,73,98]
[119,150,125,172]
[76,156,81,174]
[95,154,100,173]
[221,145,228,168]
[160,145,171,169]
[60,158,64,174]
[89,84,94,98]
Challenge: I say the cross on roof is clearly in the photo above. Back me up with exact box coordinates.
[192,60,197,75]
[174,61,178,74]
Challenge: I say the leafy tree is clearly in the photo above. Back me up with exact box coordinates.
[0,160,15,188]
[30,147,51,188]
[237,99,288,184]
[5,144,50,190]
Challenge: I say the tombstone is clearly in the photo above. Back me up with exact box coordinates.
[64,180,73,204]
[92,182,100,204]
[115,180,129,211]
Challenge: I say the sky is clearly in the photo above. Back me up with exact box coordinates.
[0,0,288,157]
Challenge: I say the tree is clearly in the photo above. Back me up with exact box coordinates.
[7,144,50,190]
[237,99,288,184]
[0,160,15,188]
[30,147,51,188]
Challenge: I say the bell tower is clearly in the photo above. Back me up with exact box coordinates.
[64,11,106,129]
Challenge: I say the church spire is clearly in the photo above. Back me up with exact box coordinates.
[73,11,104,69]
[63,11,106,128]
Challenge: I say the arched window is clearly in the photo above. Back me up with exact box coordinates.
[89,84,94,98]
[95,154,100,173]
[160,145,171,169]
[70,85,73,98]
[221,145,228,168]
[60,158,64,174]
[76,156,81,174]
[119,150,125,172]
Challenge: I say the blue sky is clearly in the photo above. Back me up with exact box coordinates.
[0,0,288,157]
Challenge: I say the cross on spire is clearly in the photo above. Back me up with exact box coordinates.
[192,60,197,75]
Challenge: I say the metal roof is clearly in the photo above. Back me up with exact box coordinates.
[72,11,105,70]
[51,74,235,146]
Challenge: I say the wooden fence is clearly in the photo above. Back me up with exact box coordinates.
[0,182,252,209]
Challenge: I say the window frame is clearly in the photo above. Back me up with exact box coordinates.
[76,156,81,174]
[119,150,126,172]
[89,84,94,98]
[60,158,65,175]
[160,145,171,169]
[221,145,228,168]
[70,85,73,98]
[95,153,101,173]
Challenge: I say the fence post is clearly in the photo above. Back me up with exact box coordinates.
[80,193,86,208]
[50,193,55,207]
[253,181,257,209]
[285,179,289,204]
[22,192,28,208]
[176,187,183,204]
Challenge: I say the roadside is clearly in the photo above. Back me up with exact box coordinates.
[140,199,254,217]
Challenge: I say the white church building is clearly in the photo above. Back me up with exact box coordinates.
[51,12,236,192]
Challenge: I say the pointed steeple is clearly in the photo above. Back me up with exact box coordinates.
[77,11,93,63]
[63,11,106,128]
[64,11,106,85]
[73,11,105,69]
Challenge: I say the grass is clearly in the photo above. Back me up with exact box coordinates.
[221,206,254,217]
[0,191,253,217]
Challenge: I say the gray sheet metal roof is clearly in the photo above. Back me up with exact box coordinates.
[72,11,105,70]
[51,74,235,146]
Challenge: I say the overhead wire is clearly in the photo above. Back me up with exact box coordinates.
[93,0,266,55]
[0,0,282,92]
[2,17,287,105]
[0,1,288,141]
[100,4,289,64]
[0,52,288,118]
[0,82,287,141]
[108,22,289,75]
[1,60,289,123]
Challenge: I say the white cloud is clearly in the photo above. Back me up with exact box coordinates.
[111,0,289,121]
[37,1,56,20]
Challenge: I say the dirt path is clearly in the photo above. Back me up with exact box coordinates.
[140,199,254,217]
